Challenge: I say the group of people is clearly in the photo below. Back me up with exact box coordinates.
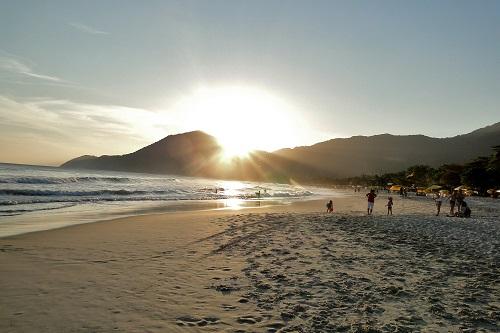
[326,189,380,215]
[325,189,471,217]
[434,190,471,217]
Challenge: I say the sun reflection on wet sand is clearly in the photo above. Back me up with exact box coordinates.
[216,199,269,210]
[220,198,245,210]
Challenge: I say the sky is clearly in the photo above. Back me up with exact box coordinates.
[1,0,499,165]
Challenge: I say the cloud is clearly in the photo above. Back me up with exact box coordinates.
[0,54,62,82]
[68,22,109,35]
[0,95,177,165]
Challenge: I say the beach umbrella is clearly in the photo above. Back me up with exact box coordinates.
[426,185,442,191]
[389,185,402,192]
[389,185,401,191]
[454,185,469,191]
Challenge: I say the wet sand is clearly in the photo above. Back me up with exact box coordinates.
[1,193,499,332]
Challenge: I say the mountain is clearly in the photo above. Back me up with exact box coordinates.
[62,131,222,176]
[274,122,500,178]
[61,122,500,182]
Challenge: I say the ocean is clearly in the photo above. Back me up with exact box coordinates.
[0,163,336,237]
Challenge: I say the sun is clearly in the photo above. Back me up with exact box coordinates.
[171,85,299,158]
[218,138,252,160]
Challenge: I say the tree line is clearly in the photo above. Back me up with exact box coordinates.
[335,146,500,196]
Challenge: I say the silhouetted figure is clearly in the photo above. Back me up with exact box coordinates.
[326,200,333,213]
[455,200,471,217]
[386,196,393,215]
[456,190,465,211]
[448,190,457,216]
[434,192,443,216]
[366,189,377,215]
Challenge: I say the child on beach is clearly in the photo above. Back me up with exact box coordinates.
[326,200,333,213]
[434,192,443,216]
[366,189,377,215]
[386,197,393,215]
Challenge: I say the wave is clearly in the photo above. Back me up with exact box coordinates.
[0,176,131,184]
[0,203,77,214]
[0,196,207,206]
[0,192,315,207]
[0,189,181,197]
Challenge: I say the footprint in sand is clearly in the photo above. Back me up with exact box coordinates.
[221,304,237,311]
[213,283,240,294]
[176,315,220,327]
[236,315,262,324]
[265,321,286,332]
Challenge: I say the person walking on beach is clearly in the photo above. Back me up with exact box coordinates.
[386,196,393,215]
[366,189,377,215]
[326,200,333,213]
[434,192,443,216]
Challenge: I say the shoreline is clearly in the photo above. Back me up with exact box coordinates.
[1,191,498,239]
[0,196,328,239]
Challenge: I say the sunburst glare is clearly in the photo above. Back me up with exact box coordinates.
[171,86,300,157]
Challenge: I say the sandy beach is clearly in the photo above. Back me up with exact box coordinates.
[1,193,499,332]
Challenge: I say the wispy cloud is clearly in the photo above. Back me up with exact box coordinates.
[0,53,63,82]
[68,22,109,35]
[0,95,176,164]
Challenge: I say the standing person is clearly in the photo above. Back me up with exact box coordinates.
[326,200,333,213]
[448,190,457,216]
[434,192,443,216]
[456,190,464,212]
[386,196,393,215]
[366,189,377,215]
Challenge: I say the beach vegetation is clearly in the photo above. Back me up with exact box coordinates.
[336,146,500,196]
